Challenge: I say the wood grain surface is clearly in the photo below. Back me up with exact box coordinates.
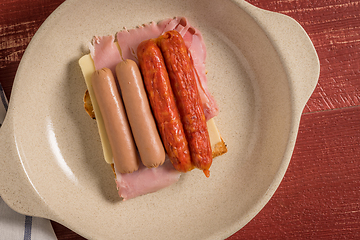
[1,0,359,239]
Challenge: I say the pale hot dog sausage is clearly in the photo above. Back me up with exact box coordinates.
[92,68,139,173]
[116,60,166,168]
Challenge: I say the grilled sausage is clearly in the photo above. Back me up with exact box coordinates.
[92,68,139,173]
[116,59,166,168]
[137,39,193,173]
[158,30,213,177]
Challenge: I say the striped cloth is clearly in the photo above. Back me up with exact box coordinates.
[0,84,7,128]
[0,84,57,240]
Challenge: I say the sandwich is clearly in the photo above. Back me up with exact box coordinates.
[79,17,227,201]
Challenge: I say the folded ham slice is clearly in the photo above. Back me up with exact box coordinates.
[89,35,122,74]
[115,158,181,201]
[89,17,219,200]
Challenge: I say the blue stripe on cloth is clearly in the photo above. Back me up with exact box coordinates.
[24,216,32,240]
[0,83,8,111]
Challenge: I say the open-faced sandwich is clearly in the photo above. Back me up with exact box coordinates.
[79,17,227,201]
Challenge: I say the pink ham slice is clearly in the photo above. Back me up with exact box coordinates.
[89,35,122,74]
[115,158,181,201]
[115,18,173,64]
[89,17,218,200]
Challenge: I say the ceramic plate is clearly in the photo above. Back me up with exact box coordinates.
[0,0,319,239]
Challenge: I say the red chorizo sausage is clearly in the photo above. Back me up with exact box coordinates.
[158,30,213,177]
[137,39,193,173]
[91,68,139,173]
[115,59,166,168]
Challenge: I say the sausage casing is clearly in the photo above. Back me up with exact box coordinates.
[137,39,193,172]
[116,59,166,168]
[92,68,139,173]
[158,30,213,177]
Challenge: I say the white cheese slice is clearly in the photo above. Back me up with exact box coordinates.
[79,54,113,164]
[206,118,222,150]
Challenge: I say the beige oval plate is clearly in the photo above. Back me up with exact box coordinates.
[0,0,319,239]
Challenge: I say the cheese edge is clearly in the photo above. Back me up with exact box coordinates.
[79,54,114,164]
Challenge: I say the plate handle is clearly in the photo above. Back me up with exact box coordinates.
[0,107,54,220]
[237,0,320,114]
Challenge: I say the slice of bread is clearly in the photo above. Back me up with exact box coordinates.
[83,89,95,119]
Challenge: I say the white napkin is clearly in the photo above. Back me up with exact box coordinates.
[0,84,57,240]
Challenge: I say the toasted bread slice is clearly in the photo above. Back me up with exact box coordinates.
[84,89,95,119]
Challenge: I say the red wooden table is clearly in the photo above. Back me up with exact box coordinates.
[1,0,359,239]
